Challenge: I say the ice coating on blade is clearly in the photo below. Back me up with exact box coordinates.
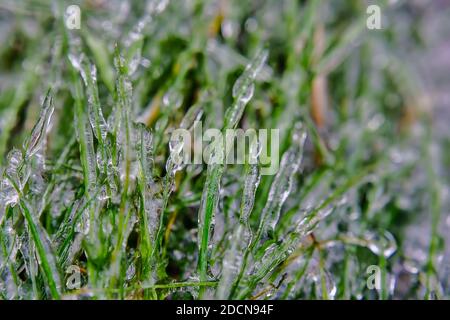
[123,0,170,75]
[180,106,203,130]
[197,51,268,289]
[74,113,97,192]
[136,123,154,183]
[124,16,149,76]
[107,209,138,288]
[231,51,267,99]
[260,123,307,237]
[216,143,261,299]
[0,216,22,298]
[0,87,73,298]
[79,59,108,144]
[0,0,445,301]
[109,44,141,295]
[24,91,54,158]
[19,200,61,299]
[0,149,22,219]
[216,224,248,299]
[197,162,224,281]
[308,261,337,300]
[1,90,55,221]
[225,50,268,129]
[69,53,110,180]
[241,164,261,222]
[114,47,134,189]
[69,51,101,197]
[166,97,205,175]
[135,123,160,250]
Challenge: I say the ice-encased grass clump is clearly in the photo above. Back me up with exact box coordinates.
[0,0,448,300]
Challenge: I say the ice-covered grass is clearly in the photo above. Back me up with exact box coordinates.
[0,0,448,299]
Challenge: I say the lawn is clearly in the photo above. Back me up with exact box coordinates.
[0,0,448,300]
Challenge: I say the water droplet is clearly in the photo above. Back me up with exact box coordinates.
[162,89,183,109]
[365,230,397,258]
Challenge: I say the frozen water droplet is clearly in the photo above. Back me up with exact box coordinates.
[163,89,183,109]
[365,230,397,258]
[232,77,254,102]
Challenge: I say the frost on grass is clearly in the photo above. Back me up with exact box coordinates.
[0,0,448,300]
[197,50,268,292]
